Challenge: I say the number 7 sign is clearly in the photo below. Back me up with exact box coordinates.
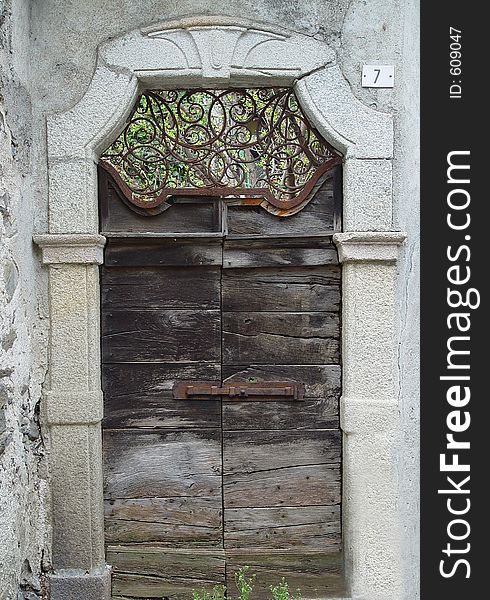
[362,65,395,88]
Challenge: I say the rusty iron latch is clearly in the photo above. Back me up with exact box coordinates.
[173,381,304,401]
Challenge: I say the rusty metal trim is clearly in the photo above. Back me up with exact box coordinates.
[99,88,342,217]
[99,157,341,217]
[173,380,305,401]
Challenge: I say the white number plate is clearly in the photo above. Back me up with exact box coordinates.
[362,65,395,88]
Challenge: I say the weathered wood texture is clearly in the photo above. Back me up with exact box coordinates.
[225,311,340,339]
[105,238,222,267]
[102,266,221,310]
[108,547,225,600]
[105,497,222,546]
[223,429,340,474]
[222,429,340,508]
[102,308,221,363]
[225,551,346,600]
[227,171,338,237]
[99,165,221,234]
[108,548,345,600]
[222,267,340,312]
[223,238,338,269]
[102,363,340,429]
[224,506,341,549]
[103,363,221,429]
[222,398,338,430]
[223,312,340,365]
[103,429,222,500]
[222,364,341,399]
[223,463,340,509]
[222,365,340,429]
[101,261,223,431]
[101,228,344,597]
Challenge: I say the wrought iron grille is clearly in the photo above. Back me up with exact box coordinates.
[100,88,341,216]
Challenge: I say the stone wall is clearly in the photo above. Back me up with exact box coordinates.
[0,1,420,598]
[1,1,49,599]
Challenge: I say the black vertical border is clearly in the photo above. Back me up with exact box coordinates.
[421,4,485,598]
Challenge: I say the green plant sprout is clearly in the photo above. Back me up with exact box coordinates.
[192,583,226,600]
[270,578,303,600]
[234,566,256,600]
[189,567,302,600]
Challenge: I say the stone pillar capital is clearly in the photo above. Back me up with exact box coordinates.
[333,231,406,263]
[33,234,106,265]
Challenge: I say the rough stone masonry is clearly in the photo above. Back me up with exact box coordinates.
[1,2,49,599]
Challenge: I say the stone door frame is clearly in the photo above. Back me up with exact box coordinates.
[34,16,406,600]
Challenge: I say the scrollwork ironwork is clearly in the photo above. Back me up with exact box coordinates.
[100,88,341,216]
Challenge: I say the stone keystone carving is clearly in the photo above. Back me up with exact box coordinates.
[99,19,336,84]
[146,25,335,80]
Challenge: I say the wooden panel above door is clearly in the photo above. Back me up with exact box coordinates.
[99,165,223,234]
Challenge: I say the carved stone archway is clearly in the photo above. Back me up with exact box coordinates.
[34,16,405,600]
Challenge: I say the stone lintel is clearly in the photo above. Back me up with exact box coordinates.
[33,234,106,265]
[333,231,406,263]
[48,567,111,600]
[44,390,104,425]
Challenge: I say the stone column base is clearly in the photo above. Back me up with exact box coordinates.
[48,566,111,600]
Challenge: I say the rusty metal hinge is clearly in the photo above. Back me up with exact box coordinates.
[173,381,304,401]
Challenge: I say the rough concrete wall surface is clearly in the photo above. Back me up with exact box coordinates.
[1,1,49,598]
[0,1,420,598]
[392,4,420,599]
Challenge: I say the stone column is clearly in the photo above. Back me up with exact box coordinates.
[333,232,406,600]
[33,234,111,600]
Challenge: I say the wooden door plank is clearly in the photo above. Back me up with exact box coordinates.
[224,237,337,250]
[102,309,221,363]
[102,266,221,310]
[223,311,340,339]
[222,364,341,400]
[103,429,222,500]
[105,497,222,546]
[99,166,222,235]
[222,333,339,365]
[109,546,226,600]
[222,399,339,430]
[223,463,340,508]
[103,393,221,430]
[223,247,338,269]
[222,267,340,312]
[102,194,221,235]
[223,430,341,509]
[223,430,340,475]
[221,364,340,429]
[102,363,221,429]
[112,573,223,600]
[224,506,341,549]
[105,238,222,267]
[225,551,345,600]
[224,265,341,286]
[222,311,340,365]
[107,546,225,579]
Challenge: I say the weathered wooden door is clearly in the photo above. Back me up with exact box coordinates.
[99,106,343,598]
